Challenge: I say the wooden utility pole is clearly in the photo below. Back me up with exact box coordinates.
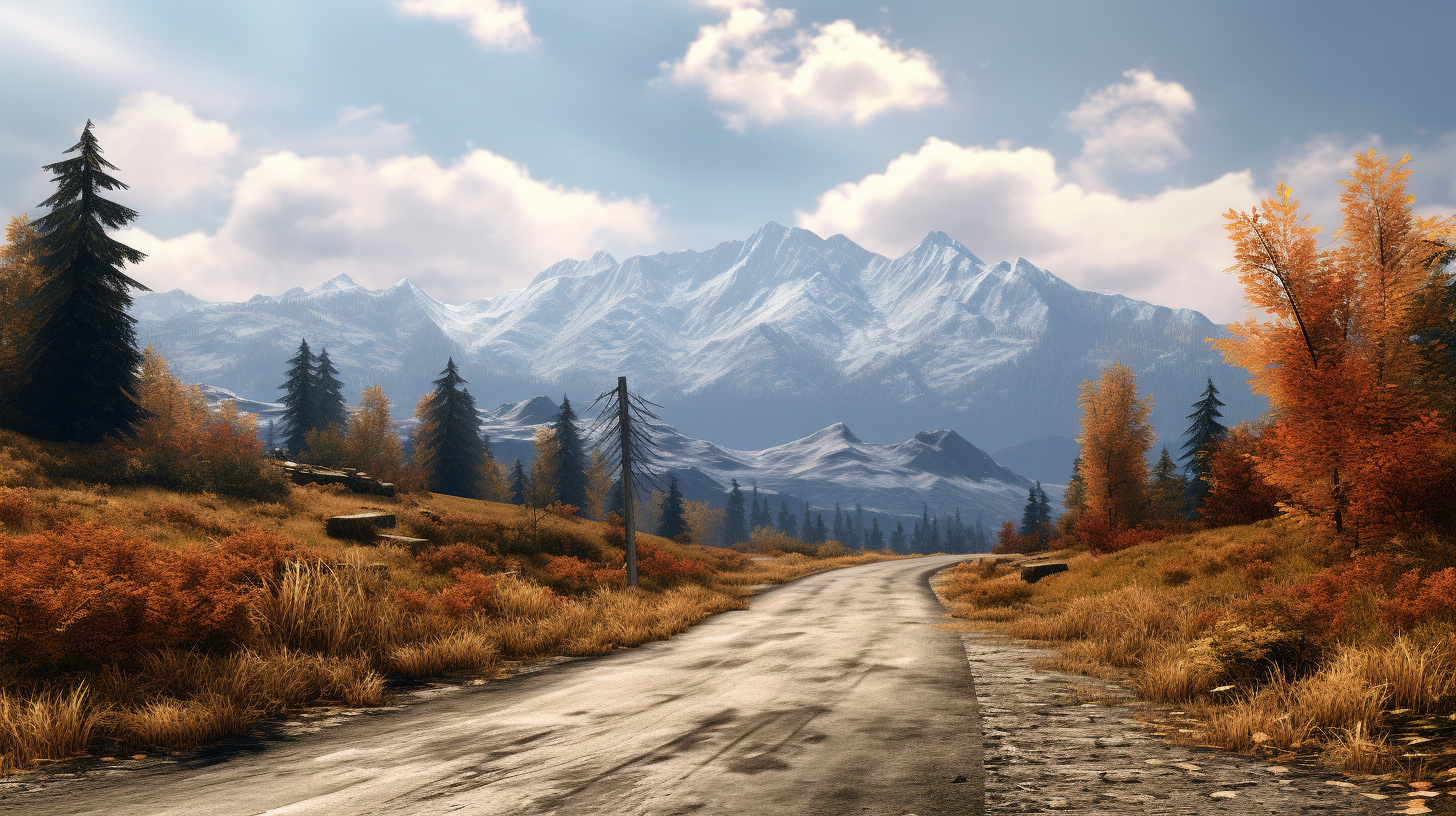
[618,376,638,587]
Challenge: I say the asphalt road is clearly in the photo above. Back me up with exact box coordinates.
[11,555,983,816]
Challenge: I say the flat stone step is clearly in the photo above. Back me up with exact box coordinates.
[377,533,431,553]
[326,512,397,540]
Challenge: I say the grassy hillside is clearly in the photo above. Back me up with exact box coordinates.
[0,429,895,773]
[940,522,1456,781]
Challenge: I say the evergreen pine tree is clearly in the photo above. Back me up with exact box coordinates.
[778,501,798,538]
[1020,485,1041,536]
[814,513,828,544]
[658,477,687,539]
[975,514,987,551]
[802,501,813,540]
[1180,378,1228,513]
[414,358,485,498]
[868,517,884,549]
[550,395,590,509]
[890,520,906,553]
[854,503,865,547]
[1063,456,1086,515]
[725,479,748,544]
[833,503,844,543]
[1149,446,1190,522]
[508,458,528,505]
[1036,484,1052,542]
[953,508,965,553]
[928,516,939,552]
[13,121,150,441]
[279,338,317,455]
[313,348,348,432]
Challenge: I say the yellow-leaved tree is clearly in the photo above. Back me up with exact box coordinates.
[1218,152,1456,541]
[344,384,404,481]
[1076,362,1154,539]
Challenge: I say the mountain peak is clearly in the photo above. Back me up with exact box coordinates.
[912,231,982,265]
[805,422,863,445]
[313,273,363,293]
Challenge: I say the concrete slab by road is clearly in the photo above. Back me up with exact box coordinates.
[6,555,982,816]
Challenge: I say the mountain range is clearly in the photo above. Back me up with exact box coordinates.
[136,222,1266,486]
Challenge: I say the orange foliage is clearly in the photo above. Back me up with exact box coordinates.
[1201,424,1283,526]
[991,521,1044,554]
[0,486,30,527]
[1218,153,1456,541]
[1076,362,1153,530]
[415,543,507,576]
[542,554,626,591]
[1380,568,1456,630]
[0,523,303,667]
[635,539,711,582]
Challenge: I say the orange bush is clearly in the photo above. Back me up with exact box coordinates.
[415,543,507,576]
[433,571,496,620]
[542,554,626,592]
[0,487,30,527]
[636,540,711,583]
[1381,568,1456,630]
[0,523,303,667]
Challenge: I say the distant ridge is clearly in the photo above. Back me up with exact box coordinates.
[132,222,1265,453]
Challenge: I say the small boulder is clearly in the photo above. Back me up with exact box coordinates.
[1020,562,1068,583]
[326,512,397,541]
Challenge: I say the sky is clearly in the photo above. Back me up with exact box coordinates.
[3,0,1456,323]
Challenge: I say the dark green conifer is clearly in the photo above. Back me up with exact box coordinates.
[13,120,150,441]
[725,479,747,544]
[659,477,687,540]
[778,501,798,538]
[314,348,348,432]
[868,517,883,549]
[415,358,485,498]
[508,458,528,505]
[1180,379,1228,513]
[550,395,590,509]
[814,513,828,544]
[279,338,317,454]
[890,520,906,553]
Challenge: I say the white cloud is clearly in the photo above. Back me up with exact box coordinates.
[394,0,536,51]
[795,137,1261,323]
[664,2,944,130]
[124,147,657,302]
[93,92,240,210]
[1065,68,1196,187]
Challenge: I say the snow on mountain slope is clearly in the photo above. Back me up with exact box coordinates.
[481,397,1038,527]
[132,222,1265,453]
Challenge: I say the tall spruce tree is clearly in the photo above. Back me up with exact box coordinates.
[778,501,798,538]
[415,358,485,498]
[974,514,987,551]
[279,338,317,454]
[658,477,687,540]
[1035,485,1052,542]
[14,120,150,441]
[890,520,906,553]
[868,517,883,549]
[802,501,813,540]
[1020,486,1040,536]
[550,395,590,509]
[508,458,528,505]
[1149,446,1190,521]
[1180,379,1228,513]
[314,348,348,432]
[854,503,865,548]
[725,479,748,544]
[814,513,828,544]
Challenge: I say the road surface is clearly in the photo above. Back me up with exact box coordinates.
[9,555,982,815]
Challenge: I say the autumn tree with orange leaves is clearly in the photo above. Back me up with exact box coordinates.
[1219,152,1456,543]
[1076,361,1155,534]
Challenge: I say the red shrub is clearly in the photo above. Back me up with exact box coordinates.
[636,540,711,583]
[432,571,496,620]
[542,555,627,591]
[1243,559,1274,581]
[0,487,31,527]
[0,523,300,667]
[1381,568,1456,630]
[416,543,507,576]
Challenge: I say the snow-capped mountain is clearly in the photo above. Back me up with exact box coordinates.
[133,222,1264,454]
[478,397,1037,527]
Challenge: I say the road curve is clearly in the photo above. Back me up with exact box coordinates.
[11,555,982,816]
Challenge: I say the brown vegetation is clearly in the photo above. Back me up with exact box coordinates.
[0,427,893,773]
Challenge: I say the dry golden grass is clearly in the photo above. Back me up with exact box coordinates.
[0,686,98,773]
[712,551,902,585]
[934,521,1456,778]
[0,430,891,773]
